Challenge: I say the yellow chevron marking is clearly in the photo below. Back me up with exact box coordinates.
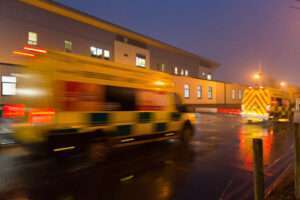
[242,89,271,116]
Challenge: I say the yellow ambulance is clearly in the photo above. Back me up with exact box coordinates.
[10,50,196,157]
[241,87,292,123]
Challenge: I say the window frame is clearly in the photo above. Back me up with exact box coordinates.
[64,40,72,52]
[136,54,146,67]
[185,70,189,76]
[104,50,110,59]
[197,85,202,99]
[174,67,178,75]
[161,64,165,72]
[208,86,213,99]
[232,89,236,100]
[28,32,38,45]
[2,76,17,96]
[183,84,190,98]
[90,46,103,58]
[207,73,212,80]
[238,89,243,100]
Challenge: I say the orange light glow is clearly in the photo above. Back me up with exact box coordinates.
[24,46,48,54]
[280,81,287,87]
[253,73,261,80]
[29,108,55,124]
[154,80,166,86]
[13,51,35,57]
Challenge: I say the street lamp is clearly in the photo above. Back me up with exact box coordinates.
[280,81,287,88]
[252,72,263,88]
[253,73,261,81]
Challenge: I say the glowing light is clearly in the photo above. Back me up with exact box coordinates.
[53,146,75,152]
[280,81,287,87]
[13,51,35,57]
[165,132,176,137]
[253,73,261,80]
[17,88,47,97]
[121,138,135,143]
[24,46,48,54]
[29,108,55,124]
[154,80,166,86]
[278,118,289,122]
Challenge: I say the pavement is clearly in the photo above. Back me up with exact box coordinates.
[266,165,295,200]
[0,113,295,200]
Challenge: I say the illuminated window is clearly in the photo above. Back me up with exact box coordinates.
[181,69,184,76]
[197,85,202,98]
[90,46,102,57]
[136,54,146,67]
[185,70,189,76]
[207,74,212,80]
[232,89,236,100]
[104,50,110,59]
[208,86,213,99]
[161,64,165,72]
[238,89,243,100]
[174,67,178,75]
[64,40,72,52]
[184,84,190,98]
[28,32,38,45]
[2,76,16,96]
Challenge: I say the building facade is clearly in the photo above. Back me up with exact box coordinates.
[0,0,245,110]
[0,0,218,76]
[173,76,247,112]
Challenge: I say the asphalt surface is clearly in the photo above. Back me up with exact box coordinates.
[0,114,295,200]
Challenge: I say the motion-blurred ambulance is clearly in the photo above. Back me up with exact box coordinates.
[10,50,196,157]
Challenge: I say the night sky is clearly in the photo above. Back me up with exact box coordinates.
[56,0,300,85]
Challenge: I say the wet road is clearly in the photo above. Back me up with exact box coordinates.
[0,114,295,200]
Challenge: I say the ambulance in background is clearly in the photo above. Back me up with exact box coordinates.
[9,50,196,157]
[241,87,292,123]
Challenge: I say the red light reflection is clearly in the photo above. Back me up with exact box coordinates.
[238,125,274,171]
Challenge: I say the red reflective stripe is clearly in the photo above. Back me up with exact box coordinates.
[218,108,241,115]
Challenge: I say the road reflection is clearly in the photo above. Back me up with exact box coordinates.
[0,115,295,200]
[238,122,292,171]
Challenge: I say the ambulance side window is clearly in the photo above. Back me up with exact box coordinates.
[105,86,136,111]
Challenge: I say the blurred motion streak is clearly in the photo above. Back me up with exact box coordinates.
[24,46,48,54]
[13,51,35,57]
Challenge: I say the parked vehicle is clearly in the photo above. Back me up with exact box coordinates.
[241,87,292,123]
